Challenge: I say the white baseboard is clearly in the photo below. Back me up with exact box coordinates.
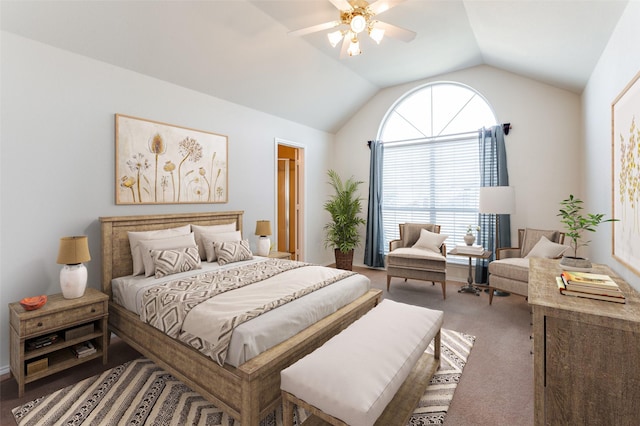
[1,364,11,380]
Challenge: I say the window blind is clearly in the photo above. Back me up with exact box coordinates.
[382,136,480,262]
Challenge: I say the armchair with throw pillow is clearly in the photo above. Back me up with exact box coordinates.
[386,223,448,299]
[487,228,567,305]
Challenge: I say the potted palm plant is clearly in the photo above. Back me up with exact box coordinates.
[557,194,617,270]
[324,169,366,270]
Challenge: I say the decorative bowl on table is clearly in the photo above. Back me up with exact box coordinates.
[20,295,47,311]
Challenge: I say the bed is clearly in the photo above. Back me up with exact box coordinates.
[100,211,382,425]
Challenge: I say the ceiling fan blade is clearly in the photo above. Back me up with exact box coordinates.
[288,21,341,37]
[329,0,354,12]
[374,20,416,42]
[368,0,405,15]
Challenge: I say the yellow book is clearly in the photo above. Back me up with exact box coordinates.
[556,277,625,304]
[560,271,619,288]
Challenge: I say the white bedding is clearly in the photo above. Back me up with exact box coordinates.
[112,257,371,367]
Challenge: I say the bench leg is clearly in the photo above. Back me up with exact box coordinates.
[434,329,441,362]
[282,391,294,426]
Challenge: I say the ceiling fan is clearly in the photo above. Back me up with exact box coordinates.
[288,0,416,57]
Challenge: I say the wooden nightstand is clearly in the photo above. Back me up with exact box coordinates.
[9,288,108,397]
[268,251,292,260]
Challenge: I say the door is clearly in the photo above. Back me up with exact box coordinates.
[277,143,304,260]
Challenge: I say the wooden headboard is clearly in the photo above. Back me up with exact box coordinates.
[99,211,244,297]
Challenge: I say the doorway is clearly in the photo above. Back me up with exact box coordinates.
[276,142,304,261]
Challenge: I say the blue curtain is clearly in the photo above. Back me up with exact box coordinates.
[475,125,511,283]
[364,140,385,267]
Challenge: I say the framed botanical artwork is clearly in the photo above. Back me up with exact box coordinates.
[612,70,640,277]
[115,114,228,204]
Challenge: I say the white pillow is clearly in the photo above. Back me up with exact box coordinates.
[191,223,237,260]
[150,247,201,279]
[128,225,191,276]
[139,233,197,277]
[202,230,242,262]
[524,236,569,259]
[214,240,253,265]
[412,228,448,253]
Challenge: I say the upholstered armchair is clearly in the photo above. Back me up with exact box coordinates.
[386,223,448,299]
[487,228,566,304]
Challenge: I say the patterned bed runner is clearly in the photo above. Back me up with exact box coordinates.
[141,259,355,365]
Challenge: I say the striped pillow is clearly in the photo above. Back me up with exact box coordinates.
[150,247,201,278]
[214,240,253,265]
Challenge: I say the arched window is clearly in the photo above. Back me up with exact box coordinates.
[378,82,497,257]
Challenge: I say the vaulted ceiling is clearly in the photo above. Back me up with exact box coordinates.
[1,1,629,133]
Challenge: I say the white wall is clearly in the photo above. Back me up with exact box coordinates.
[583,1,640,291]
[0,32,336,370]
[335,65,582,268]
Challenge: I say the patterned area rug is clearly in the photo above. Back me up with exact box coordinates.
[12,328,474,425]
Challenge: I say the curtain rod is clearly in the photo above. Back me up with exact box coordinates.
[368,122,512,148]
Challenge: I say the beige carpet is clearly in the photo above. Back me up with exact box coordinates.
[12,329,474,425]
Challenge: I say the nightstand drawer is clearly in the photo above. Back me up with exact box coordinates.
[24,302,105,335]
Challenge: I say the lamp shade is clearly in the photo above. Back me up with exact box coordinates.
[255,220,272,237]
[479,186,515,215]
[57,236,91,265]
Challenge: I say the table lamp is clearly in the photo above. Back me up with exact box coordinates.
[57,236,91,299]
[255,220,272,256]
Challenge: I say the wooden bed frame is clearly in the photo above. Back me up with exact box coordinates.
[100,211,382,425]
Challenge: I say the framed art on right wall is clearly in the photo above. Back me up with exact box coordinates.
[612,70,640,277]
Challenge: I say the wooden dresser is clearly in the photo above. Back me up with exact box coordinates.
[529,258,640,425]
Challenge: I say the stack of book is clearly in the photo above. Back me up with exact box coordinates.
[71,341,97,358]
[454,243,484,255]
[26,333,59,350]
[557,271,625,304]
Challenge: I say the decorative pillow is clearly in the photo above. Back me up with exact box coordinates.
[202,230,242,262]
[412,228,448,253]
[150,247,201,279]
[128,225,191,276]
[139,233,197,277]
[191,223,237,260]
[521,228,560,257]
[524,236,569,259]
[402,223,438,247]
[214,240,253,265]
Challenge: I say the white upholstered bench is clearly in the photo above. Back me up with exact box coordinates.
[280,299,443,426]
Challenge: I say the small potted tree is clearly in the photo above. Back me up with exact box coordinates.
[324,170,366,270]
[557,194,617,270]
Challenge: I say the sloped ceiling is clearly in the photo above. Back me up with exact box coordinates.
[1,0,629,133]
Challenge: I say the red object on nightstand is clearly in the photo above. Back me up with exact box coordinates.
[20,295,47,310]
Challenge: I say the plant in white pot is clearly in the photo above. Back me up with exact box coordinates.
[323,170,366,270]
[557,194,617,270]
[464,225,480,245]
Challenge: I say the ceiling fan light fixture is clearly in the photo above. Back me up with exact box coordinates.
[350,14,367,34]
[369,27,385,44]
[293,0,414,58]
[347,36,362,56]
[327,30,344,48]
